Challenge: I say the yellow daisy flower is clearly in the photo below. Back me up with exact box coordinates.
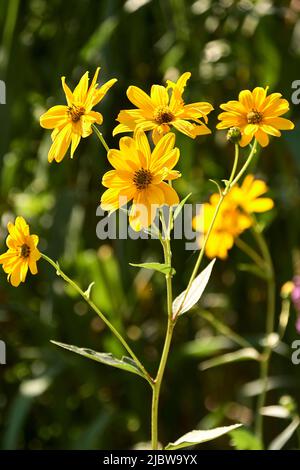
[193,193,252,259]
[113,72,213,144]
[101,130,180,231]
[217,87,294,147]
[230,174,274,213]
[0,217,41,287]
[40,68,117,162]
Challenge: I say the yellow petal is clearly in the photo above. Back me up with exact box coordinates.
[150,148,180,174]
[102,169,133,188]
[48,123,72,163]
[158,182,179,205]
[151,133,175,166]
[239,133,253,147]
[263,117,294,130]
[86,77,117,110]
[107,148,138,172]
[244,124,258,136]
[129,192,158,231]
[260,124,281,137]
[252,87,268,110]
[150,85,169,107]
[71,132,81,158]
[238,90,253,110]
[73,71,89,103]
[40,105,69,129]
[126,86,155,112]
[247,198,274,213]
[255,129,269,147]
[134,129,151,162]
[29,258,38,275]
[172,119,211,137]
[101,187,133,212]
[61,77,73,105]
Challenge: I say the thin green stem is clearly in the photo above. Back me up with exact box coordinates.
[92,124,110,153]
[151,213,175,450]
[201,310,254,350]
[41,253,153,386]
[235,237,266,270]
[229,140,257,189]
[174,142,254,318]
[251,225,275,444]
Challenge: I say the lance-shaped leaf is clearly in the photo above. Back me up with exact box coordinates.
[130,262,176,276]
[172,259,216,317]
[165,424,242,450]
[173,193,192,221]
[200,347,261,371]
[268,417,300,450]
[51,341,145,379]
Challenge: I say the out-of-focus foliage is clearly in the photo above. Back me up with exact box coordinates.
[0,0,300,450]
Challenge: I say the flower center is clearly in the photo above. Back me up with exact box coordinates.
[68,104,85,122]
[20,243,30,258]
[154,106,174,125]
[247,109,262,124]
[133,168,153,190]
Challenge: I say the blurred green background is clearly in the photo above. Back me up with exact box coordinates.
[1,0,300,450]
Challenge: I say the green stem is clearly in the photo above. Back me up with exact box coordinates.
[252,226,275,444]
[174,142,249,317]
[41,253,153,386]
[229,140,257,189]
[92,124,110,153]
[151,215,175,449]
[235,237,266,270]
[201,310,254,350]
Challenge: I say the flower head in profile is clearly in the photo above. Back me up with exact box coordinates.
[230,175,274,214]
[193,193,252,259]
[217,87,294,147]
[113,72,213,144]
[101,130,180,231]
[0,217,41,287]
[40,68,117,162]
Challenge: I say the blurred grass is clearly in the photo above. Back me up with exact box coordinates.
[0,0,300,450]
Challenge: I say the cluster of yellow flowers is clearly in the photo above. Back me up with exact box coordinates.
[193,175,274,259]
[0,69,294,286]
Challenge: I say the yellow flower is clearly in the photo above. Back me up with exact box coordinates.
[113,72,213,144]
[0,217,41,287]
[193,175,274,259]
[40,68,117,162]
[217,87,294,147]
[193,193,252,259]
[230,174,274,213]
[101,130,180,231]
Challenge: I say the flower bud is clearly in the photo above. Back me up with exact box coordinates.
[226,127,241,144]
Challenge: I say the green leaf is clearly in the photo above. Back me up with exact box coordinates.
[230,428,263,450]
[129,262,175,276]
[172,259,216,317]
[173,193,192,220]
[165,424,242,450]
[181,336,234,359]
[261,405,290,419]
[268,417,300,450]
[200,348,261,371]
[238,263,269,280]
[51,341,145,379]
